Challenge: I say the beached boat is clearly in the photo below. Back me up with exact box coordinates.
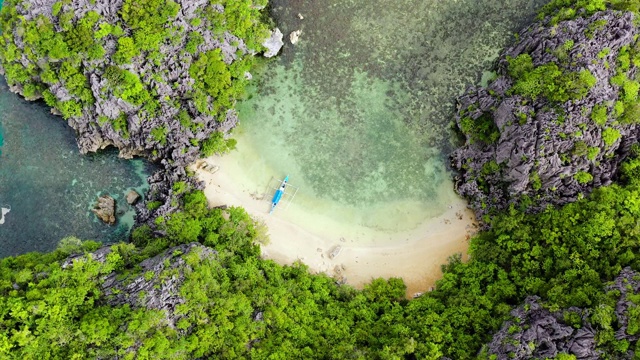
[270,176,289,214]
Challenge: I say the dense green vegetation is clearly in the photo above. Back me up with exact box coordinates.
[0,0,270,154]
[4,0,640,359]
[3,155,640,358]
[507,54,596,102]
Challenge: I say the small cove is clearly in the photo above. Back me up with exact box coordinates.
[224,0,546,238]
[0,78,152,258]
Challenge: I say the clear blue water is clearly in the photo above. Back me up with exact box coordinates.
[0,78,152,257]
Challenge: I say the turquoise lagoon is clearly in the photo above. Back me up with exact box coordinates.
[225,0,546,234]
[0,78,151,257]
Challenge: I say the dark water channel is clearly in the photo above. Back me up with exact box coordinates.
[0,78,151,258]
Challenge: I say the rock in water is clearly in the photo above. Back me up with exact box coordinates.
[0,207,10,225]
[125,190,140,205]
[290,30,302,45]
[263,28,284,57]
[92,195,116,224]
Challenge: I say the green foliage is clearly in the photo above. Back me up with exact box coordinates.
[602,127,621,147]
[113,36,139,65]
[587,146,600,161]
[200,131,237,157]
[205,0,270,51]
[481,160,501,176]
[530,172,542,190]
[458,113,501,144]
[185,31,204,54]
[104,66,149,106]
[120,0,179,31]
[574,171,594,184]
[6,168,640,358]
[572,140,589,157]
[591,104,608,126]
[540,0,606,24]
[150,126,168,146]
[507,54,596,102]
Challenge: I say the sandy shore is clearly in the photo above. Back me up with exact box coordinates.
[193,156,477,297]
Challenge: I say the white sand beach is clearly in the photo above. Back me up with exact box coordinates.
[193,156,477,297]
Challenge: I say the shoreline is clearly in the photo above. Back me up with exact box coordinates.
[193,156,477,297]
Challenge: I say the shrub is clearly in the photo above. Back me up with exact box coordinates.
[458,113,500,144]
[201,131,237,157]
[590,104,608,126]
[574,171,594,184]
[602,127,621,147]
[587,147,600,161]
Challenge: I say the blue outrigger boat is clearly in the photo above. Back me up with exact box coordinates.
[270,175,289,214]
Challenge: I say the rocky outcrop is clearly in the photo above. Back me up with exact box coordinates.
[63,243,216,328]
[452,10,640,219]
[101,243,216,328]
[607,267,640,345]
[92,195,116,224]
[485,268,640,359]
[263,28,284,57]
[0,0,274,229]
[484,296,599,359]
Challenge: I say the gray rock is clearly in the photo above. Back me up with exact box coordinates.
[451,10,640,221]
[125,189,140,205]
[485,296,599,359]
[92,195,116,224]
[263,28,284,58]
[0,0,278,229]
[100,243,216,328]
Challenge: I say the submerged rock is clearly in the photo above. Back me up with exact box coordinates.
[92,195,116,225]
[290,30,302,45]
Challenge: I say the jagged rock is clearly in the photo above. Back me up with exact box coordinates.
[62,243,216,329]
[289,30,302,45]
[263,28,284,57]
[125,189,140,205]
[485,296,599,359]
[99,243,216,328]
[484,269,640,359]
[0,0,275,230]
[451,10,640,221]
[607,267,640,344]
[92,195,116,224]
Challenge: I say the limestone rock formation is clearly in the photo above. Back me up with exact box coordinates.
[451,10,640,219]
[485,296,599,359]
[0,0,274,229]
[263,28,284,57]
[101,243,216,328]
[92,195,116,224]
[485,268,640,359]
[125,189,140,205]
[63,243,216,329]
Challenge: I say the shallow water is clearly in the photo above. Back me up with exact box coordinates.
[0,78,151,257]
[229,0,545,233]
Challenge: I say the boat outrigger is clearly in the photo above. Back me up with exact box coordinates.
[268,175,299,214]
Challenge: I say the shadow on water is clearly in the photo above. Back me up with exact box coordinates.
[0,77,153,258]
